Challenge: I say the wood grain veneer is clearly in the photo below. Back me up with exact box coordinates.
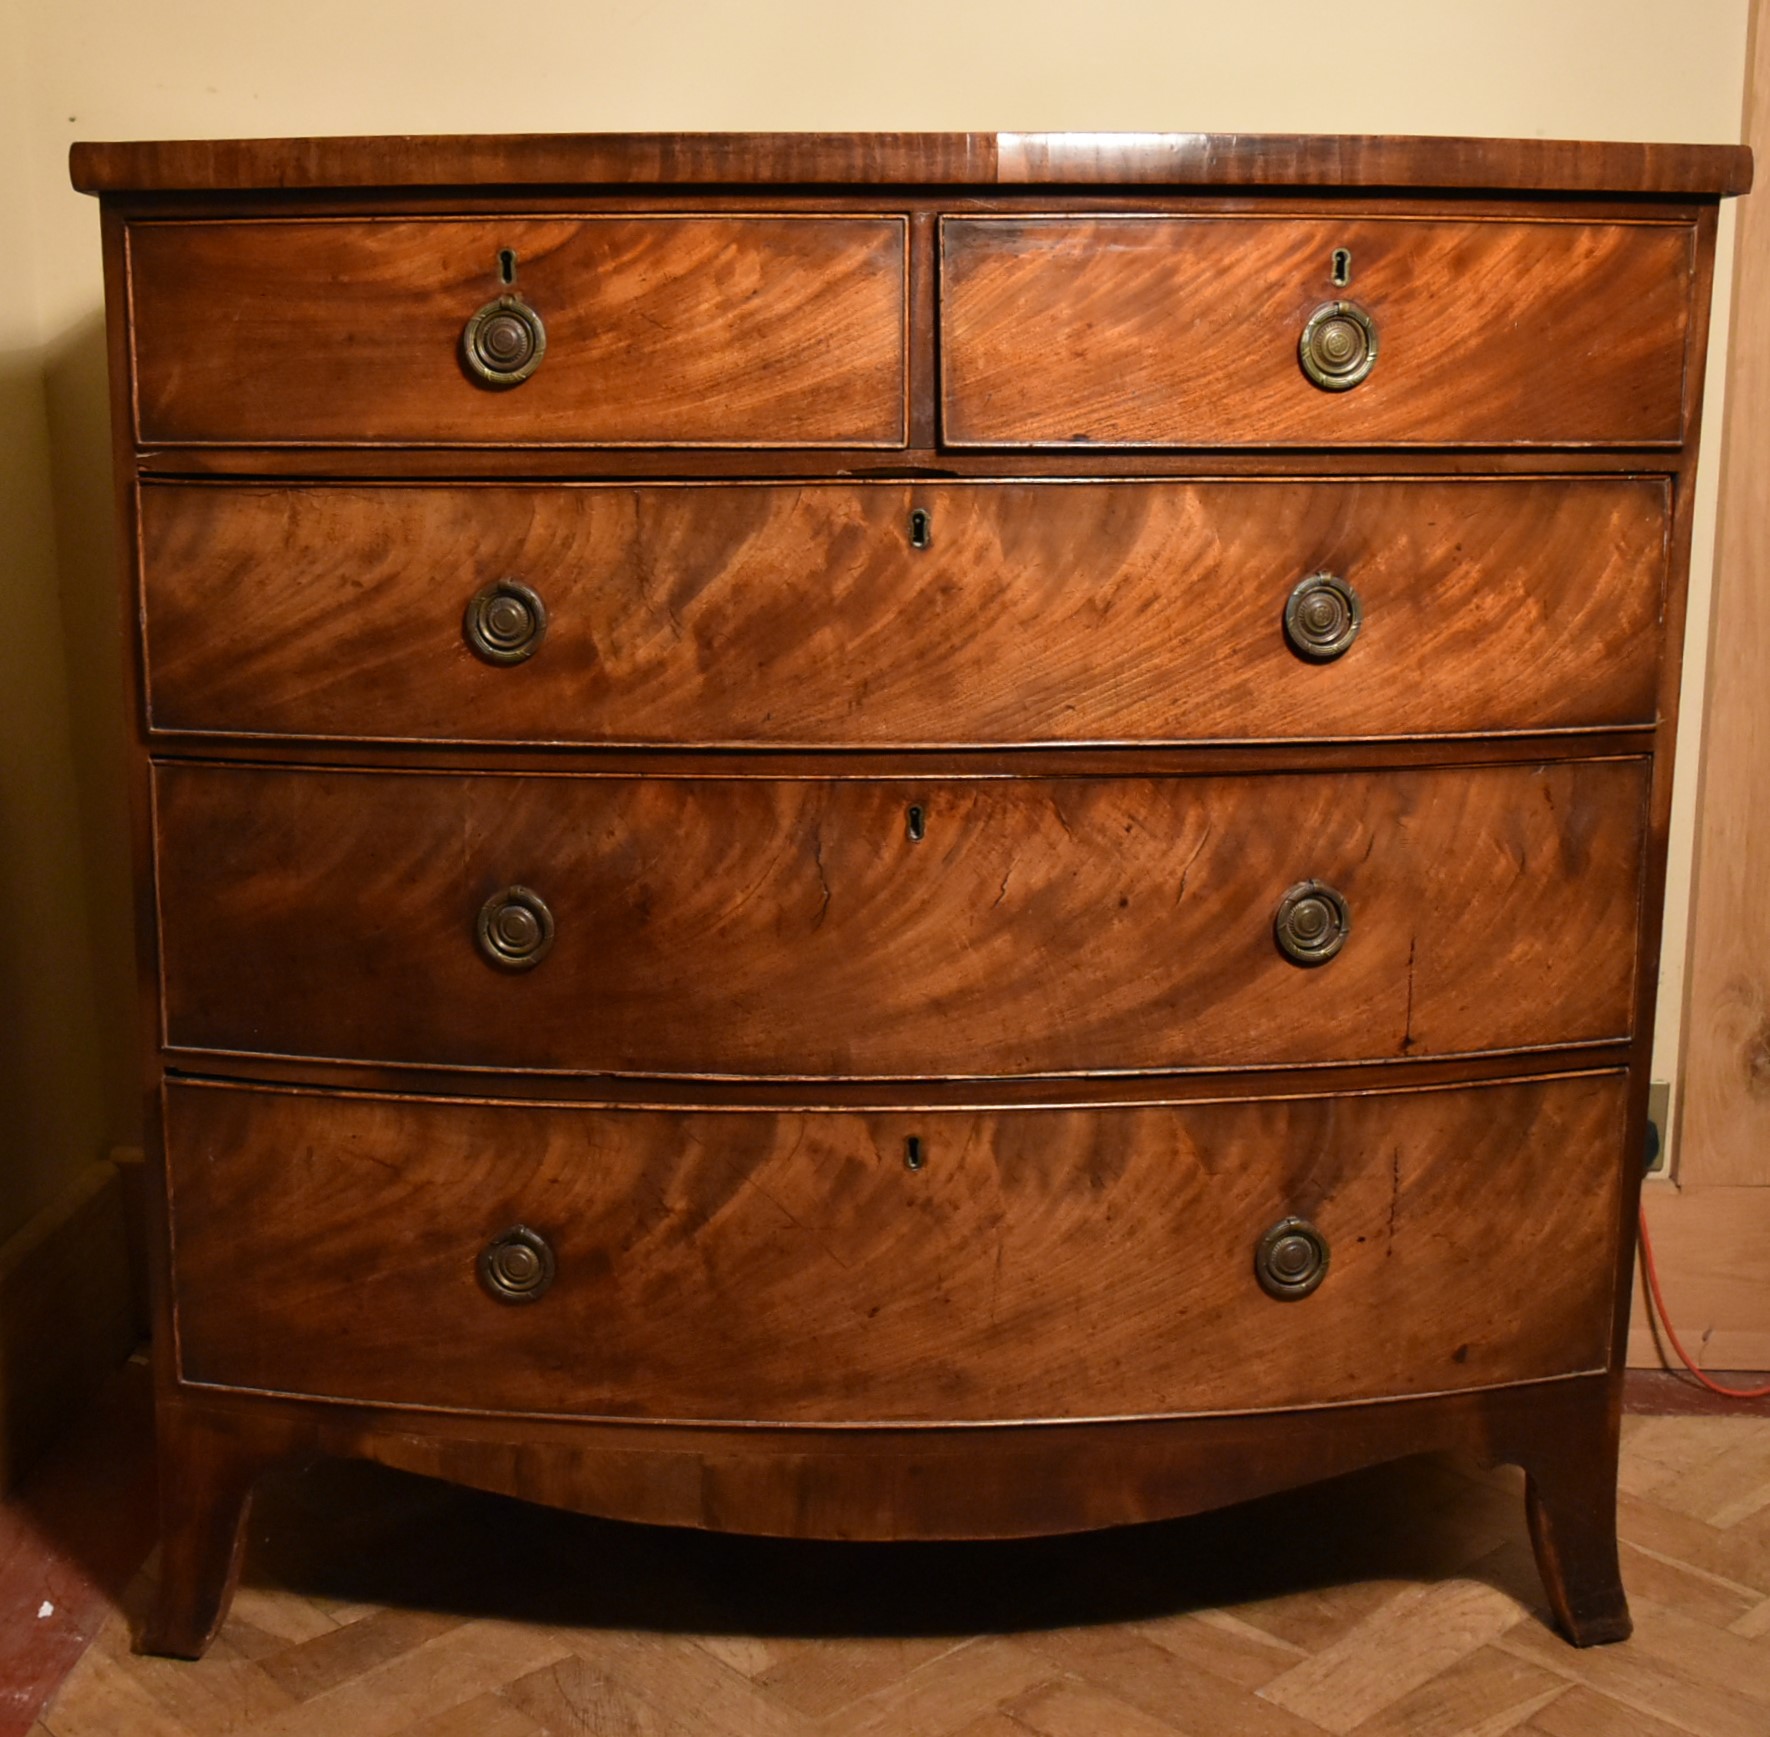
[152,760,1647,1079]
[68,132,1754,195]
[72,130,1747,1661]
[128,216,909,447]
[165,1074,1626,1423]
[138,478,1668,747]
[941,217,1694,448]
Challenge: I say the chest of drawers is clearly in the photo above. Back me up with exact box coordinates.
[72,131,1750,1659]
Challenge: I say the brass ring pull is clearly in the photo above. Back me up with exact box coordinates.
[462,293,546,388]
[1274,880,1351,966]
[476,885,555,971]
[479,1224,555,1303]
[1284,573,1361,661]
[1255,1217,1330,1300]
[1299,300,1378,391]
[465,579,547,665]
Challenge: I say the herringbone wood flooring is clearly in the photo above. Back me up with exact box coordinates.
[38,1413,1770,1737]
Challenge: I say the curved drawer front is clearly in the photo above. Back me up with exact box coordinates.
[154,762,1646,1078]
[127,216,908,446]
[166,1074,1626,1423]
[140,478,1666,746]
[941,216,1693,447]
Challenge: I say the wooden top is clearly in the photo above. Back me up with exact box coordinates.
[69,131,1753,198]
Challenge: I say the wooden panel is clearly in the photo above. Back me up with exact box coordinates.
[1677,7,1770,1199]
[165,1074,1626,1422]
[68,132,1756,195]
[941,217,1693,447]
[127,216,908,447]
[139,478,1668,747]
[1628,1185,1770,1371]
[153,762,1648,1079]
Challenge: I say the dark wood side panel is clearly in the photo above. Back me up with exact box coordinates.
[941,217,1693,447]
[165,1074,1626,1423]
[153,762,1647,1078]
[139,478,1668,746]
[127,216,908,447]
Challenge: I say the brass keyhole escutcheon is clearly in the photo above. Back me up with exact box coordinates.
[476,885,555,971]
[1284,572,1362,661]
[463,293,547,388]
[1255,1217,1330,1300]
[1273,879,1351,966]
[465,579,548,665]
[1299,300,1378,391]
[480,1224,556,1303]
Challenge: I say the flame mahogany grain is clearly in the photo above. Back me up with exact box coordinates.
[941,216,1693,448]
[138,478,1667,747]
[152,760,1647,1079]
[71,129,1748,1658]
[128,216,909,447]
[165,1074,1625,1423]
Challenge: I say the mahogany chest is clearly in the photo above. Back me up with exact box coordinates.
[70,131,1751,1657]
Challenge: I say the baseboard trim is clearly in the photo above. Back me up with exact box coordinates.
[0,1159,141,1491]
[1624,1369,1770,1416]
[1628,1182,1770,1371]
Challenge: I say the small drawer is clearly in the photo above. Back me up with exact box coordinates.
[165,1073,1626,1423]
[153,761,1647,1078]
[138,477,1667,747]
[126,215,908,446]
[940,215,1693,447]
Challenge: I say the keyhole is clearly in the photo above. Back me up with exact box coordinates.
[905,1136,925,1171]
[1331,248,1352,287]
[906,804,926,842]
[499,248,517,285]
[909,508,932,550]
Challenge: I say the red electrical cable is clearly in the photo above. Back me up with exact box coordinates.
[1637,1206,1770,1400]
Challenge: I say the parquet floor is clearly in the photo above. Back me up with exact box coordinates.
[35,1412,1770,1737]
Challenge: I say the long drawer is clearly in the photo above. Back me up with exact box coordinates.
[941,215,1694,447]
[139,478,1667,746]
[127,215,909,446]
[153,761,1646,1078]
[165,1073,1626,1423]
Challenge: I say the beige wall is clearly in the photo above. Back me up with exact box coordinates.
[0,0,1751,1241]
[1,25,114,1245]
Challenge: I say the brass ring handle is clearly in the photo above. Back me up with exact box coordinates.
[479,1224,556,1303]
[462,293,546,388]
[1274,879,1351,966]
[1255,1217,1330,1300]
[1299,300,1378,391]
[1284,573,1361,661]
[476,885,555,971]
[465,579,547,665]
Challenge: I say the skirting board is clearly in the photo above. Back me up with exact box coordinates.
[1629,1182,1770,1372]
[0,1158,140,1491]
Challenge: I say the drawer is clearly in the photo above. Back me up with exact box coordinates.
[139,477,1667,746]
[941,216,1693,447]
[165,1073,1626,1423]
[126,216,908,446]
[154,761,1646,1077]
